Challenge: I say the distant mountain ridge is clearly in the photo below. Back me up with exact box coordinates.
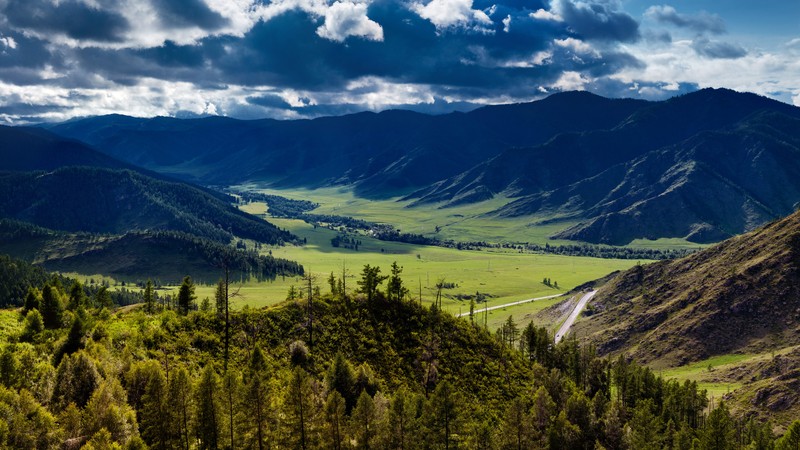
[44,88,800,244]
[45,92,650,194]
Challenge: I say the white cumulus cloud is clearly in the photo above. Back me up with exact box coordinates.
[316,1,384,42]
[411,0,493,32]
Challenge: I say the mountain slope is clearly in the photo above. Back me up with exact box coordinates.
[0,167,294,244]
[571,206,800,423]
[574,207,800,364]
[0,220,303,284]
[45,92,649,195]
[497,111,800,244]
[0,125,131,171]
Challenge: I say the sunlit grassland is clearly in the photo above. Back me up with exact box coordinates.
[655,353,771,400]
[167,216,642,326]
[235,185,579,245]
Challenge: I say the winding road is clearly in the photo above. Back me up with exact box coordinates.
[456,293,564,317]
[554,290,597,343]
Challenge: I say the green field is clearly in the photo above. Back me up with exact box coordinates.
[166,207,643,330]
[657,353,759,400]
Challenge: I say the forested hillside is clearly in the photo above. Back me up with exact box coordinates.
[0,220,304,287]
[1,260,798,449]
[0,168,295,245]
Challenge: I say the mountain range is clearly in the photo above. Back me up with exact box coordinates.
[44,88,800,245]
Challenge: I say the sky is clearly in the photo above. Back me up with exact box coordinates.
[0,0,798,123]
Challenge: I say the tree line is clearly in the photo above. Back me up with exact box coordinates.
[1,262,798,449]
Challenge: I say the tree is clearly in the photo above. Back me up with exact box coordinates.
[52,351,101,409]
[245,346,270,450]
[214,279,225,316]
[324,390,347,450]
[326,353,357,412]
[144,279,155,314]
[140,365,169,449]
[95,285,113,309]
[698,402,735,450]
[195,365,221,450]
[23,287,41,313]
[83,377,138,446]
[220,369,242,450]
[286,367,318,450]
[40,284,64,329]
[67,281,86,311]
[351,390,377,450]
[425,380,461,450]
[499,397,533,450]
[357,264,388,302]
[20,309,44,342]
[386,261,408,302]
[177,276,196,315]
[776,420,800,450]
[168,367,193,450]
[388,388,419,450]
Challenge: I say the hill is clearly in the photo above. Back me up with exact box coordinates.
[572,207,800,423]
[3,261,797,447]
[45,92,649,195]
[0,167,295,244]
[0,220,303,285]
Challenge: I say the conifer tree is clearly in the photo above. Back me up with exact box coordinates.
[40,284,63,329]
[245,346,270,450]
[144,279,155,314]
[324,390,346,450]
[169,367,193,450]
[195,365,221,450]
[177,276,196,315]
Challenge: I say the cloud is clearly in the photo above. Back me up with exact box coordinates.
[316,1,384,42]
[1,0,130,44]
[411,0,493,32]
[150,0,230,30]
[691,36,747,59]
[552,0,640,42]
[644,5,725,35]
[6,0,793,124]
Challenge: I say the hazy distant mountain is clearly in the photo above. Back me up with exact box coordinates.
[45,92,649,196]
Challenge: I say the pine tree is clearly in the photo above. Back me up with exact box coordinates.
[40,284,63,329]
[387,261,408,302]
[776,420,800,450]
[425,380,460,450]
[177,276,196,315]
[324,390,346,450]
[140,365,169,449]
[245,346,270,450]
[195,365,221,450]
[351,390,377,450]
[169,367,193,450]
[286,367,317,450]
[698,402,735,450]
[67,281,86,311]
[357,264,388,302]
[144,279,155,314]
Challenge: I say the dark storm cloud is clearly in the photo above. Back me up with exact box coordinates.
[644,5,726,35]
[691,37,746,59]
[555,0,640,42]
[0,0,659,121]
[1,0,129,42]
[150,0,230,30]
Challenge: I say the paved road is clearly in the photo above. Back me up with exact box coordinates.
[456,293,563,317]
[554,290,597,343]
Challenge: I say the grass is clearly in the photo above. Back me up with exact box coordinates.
[155,214,642,336]
[657,353,757,400]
